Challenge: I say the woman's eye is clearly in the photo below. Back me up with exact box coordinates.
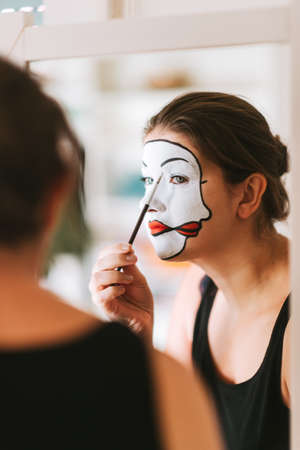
[170,175,188,184]
[141,176,154,186]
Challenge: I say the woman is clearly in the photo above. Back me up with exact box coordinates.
[0,59,222,450]
[90,92,290,450]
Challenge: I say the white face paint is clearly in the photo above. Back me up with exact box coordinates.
[141,139,211,260]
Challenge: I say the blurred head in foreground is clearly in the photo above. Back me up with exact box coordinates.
[0,57,82,271]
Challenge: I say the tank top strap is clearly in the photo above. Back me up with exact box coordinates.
[260,295,290,372]
[192,275,218,364]
[272,295,290,336]
[200,275,216,297]
[198,275,218,329]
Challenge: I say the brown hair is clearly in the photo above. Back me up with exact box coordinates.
[0,57,83,246]
[144,92,289,231]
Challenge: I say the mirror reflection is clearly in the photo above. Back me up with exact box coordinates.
[31,45,288,348]
[31,44,290,350]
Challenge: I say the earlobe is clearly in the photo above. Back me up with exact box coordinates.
[237,173,267,220]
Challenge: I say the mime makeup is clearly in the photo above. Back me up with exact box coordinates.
[141,139,212,260]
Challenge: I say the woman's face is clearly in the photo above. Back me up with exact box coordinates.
[141,128,240,262]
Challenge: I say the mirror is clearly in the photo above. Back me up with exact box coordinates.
[31,43,290,349]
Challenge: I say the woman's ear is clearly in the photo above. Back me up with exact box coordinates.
[237,173,267,220]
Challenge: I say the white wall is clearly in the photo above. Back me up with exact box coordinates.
[131,0,289,17]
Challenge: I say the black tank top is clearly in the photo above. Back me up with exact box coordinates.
[0,322,162,450]
[192,276,290,450]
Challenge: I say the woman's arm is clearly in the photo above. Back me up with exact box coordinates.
[152,349,224,450]
[281,320,290,407]
[165,264,205,368]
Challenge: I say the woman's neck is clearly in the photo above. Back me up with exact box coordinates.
[0,244,43,291]
[193,228,290,312]
[0,241,43,277]
[0,245,102,350]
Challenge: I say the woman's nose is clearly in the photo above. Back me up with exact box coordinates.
[149,178,167,211]
[139,190,167,212]
[148,195,166,212]
[139,176,167,212]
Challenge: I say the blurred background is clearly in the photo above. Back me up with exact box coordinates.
[30,45,290,349]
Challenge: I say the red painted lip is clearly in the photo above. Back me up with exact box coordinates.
[148,220,170,235]
[176,222,201,236]
[149,220,201,237]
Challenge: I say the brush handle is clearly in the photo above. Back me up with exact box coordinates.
[128,203,149,244]
[115,172,162,273]
[116,203,149,272]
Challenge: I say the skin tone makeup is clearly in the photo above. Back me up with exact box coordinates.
[141,139,212,260]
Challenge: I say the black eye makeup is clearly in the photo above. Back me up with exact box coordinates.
[141,174,208,187]
[169,174,189,184]
[141,174,190,185]
[140,176,154,186]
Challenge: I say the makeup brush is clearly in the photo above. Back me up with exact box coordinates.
[116,172,163,271]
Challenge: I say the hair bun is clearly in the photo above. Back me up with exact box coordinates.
[274,134,288,176]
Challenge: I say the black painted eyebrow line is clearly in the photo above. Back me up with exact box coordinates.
[160,157,189,167]
[145,139,192,154]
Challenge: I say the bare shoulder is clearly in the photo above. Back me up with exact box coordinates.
[175,264,205,328]
[283,319,290,350]
[166,264,205,365]
[177,263,205,298]
[151,348,223,450]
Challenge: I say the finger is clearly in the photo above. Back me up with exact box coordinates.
[97,243,133,259]
[93,285,125,306]
[92,270,134,291]
[94,252,137,272]
[91,244,133,273]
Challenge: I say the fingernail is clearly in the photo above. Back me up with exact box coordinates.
[126,254,136,261]
[121,244,130,251]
